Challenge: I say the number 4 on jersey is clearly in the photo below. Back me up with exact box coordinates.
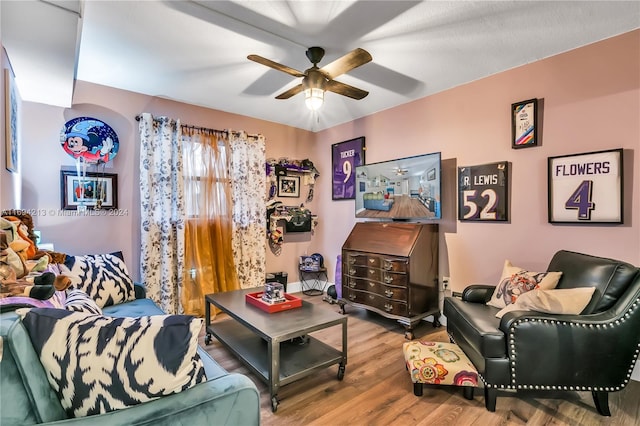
[565,180,595,220]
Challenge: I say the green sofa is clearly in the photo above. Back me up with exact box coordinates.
[0,287,260,425]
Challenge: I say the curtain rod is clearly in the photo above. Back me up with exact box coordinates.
[134,114,260,139]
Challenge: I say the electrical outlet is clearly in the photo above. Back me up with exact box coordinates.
[442,277,450,289]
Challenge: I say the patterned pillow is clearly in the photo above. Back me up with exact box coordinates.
[18,308,206,418]
[64,289,102,315]
[486,260,562,309]
[59,252,135,308]
[495,287,596,318]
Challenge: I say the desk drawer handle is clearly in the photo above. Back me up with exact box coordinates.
[384,289,393,298]
[349,281,356,288]
[349,294,356,301]
[383,262,393,270]
[349,268,356,275]
[369,269,375,275]
[384,275,393,284]
[384,303,393,312]
[368,258,376,264]
[349,258,356,265]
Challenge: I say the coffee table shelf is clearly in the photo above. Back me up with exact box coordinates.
[208,319,344,384]
[205,289,347,412]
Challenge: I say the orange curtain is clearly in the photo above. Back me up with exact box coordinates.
[181,129,239,317]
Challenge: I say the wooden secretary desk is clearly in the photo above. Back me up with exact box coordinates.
[340,221,440,339]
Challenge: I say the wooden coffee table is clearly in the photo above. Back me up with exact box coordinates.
[204,288,347,412]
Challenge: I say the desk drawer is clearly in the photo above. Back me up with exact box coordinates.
[380,257,408,273]
[345,279,407,300]
[344,289,408,316]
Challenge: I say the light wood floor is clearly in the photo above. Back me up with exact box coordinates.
[200,294,640,426]
[356,195,434,219]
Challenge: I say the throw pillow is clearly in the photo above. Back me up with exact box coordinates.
[64,289,102,315]
[18,308,206,418]
[486,260,562,309]
[59,251,135,308]
[495,287,596,318]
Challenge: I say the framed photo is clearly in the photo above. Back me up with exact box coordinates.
[5,69,19,172]
[277,175,300,198]
[458,161,509,221]
[61,170,118,210]
[548,148,623,224]
[427,168,436,181]
[511,98,538,149]
[332,136,365,200]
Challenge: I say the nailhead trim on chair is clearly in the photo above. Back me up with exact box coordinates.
[507,297,640,391]
[450,298,640,392]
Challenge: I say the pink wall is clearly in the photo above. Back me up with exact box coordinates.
[19,83,316,281]
[313,30,639,291]
[7,30,639,291]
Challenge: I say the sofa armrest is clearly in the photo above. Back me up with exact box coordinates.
[461,285,495,303]
[45,373,260,426]
[133,282,146,299]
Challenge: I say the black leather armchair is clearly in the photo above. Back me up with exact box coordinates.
[443,250,640,415]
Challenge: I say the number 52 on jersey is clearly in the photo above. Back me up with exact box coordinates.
[458,161,509,221]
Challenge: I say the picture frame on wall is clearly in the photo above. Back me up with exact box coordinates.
[548,148,623,224]
[332,136,365,200]
[61,170,118,210]
[511,98,538,149]
[277,175,300,198]
[4,69,19,173]
[458,161,509,221]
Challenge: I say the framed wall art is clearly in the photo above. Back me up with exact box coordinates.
[458,161,509,221]
[332,136,365,200]
[548,148,623,224]
[511,98,538,149]
[277,175,300,198]
[61,170,118,210]
[4,68,19,172]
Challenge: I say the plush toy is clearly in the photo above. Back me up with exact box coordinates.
[0,271,72,301]
[0,210,67,272]
[1,229,72,301]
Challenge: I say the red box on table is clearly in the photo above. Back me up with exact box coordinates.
[245,292,302,313]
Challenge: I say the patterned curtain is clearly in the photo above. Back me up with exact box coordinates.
[229,132,266,289]
[138,113,185,315]
[181,129,240,317]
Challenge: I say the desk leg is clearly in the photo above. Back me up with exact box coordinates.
[204,299,212,345]
[268,339,280,412]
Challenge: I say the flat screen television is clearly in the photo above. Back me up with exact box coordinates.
[354,152,441,221]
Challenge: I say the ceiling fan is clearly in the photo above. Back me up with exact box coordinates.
[394,167,409,176]
[247,46,372,110]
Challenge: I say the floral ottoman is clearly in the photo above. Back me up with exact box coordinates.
[403,341,478,399]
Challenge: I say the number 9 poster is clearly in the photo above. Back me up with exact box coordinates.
[332,137,365,200]
[548,148,623,224]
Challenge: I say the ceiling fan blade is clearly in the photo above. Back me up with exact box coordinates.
[319,48,372,80]
[247,54,305,78]
[275,84,304,99]
[325,80,369,100]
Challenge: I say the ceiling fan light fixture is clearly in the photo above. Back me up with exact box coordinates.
[305,87,324,111]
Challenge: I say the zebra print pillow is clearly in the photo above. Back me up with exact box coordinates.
[64,289,102,315]
[59,252,135,308]
[19,308,206,418]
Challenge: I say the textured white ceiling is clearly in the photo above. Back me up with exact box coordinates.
[2,1,639,132]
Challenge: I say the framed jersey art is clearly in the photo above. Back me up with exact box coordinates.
[548,149,623,224]
[458,161,509,221]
